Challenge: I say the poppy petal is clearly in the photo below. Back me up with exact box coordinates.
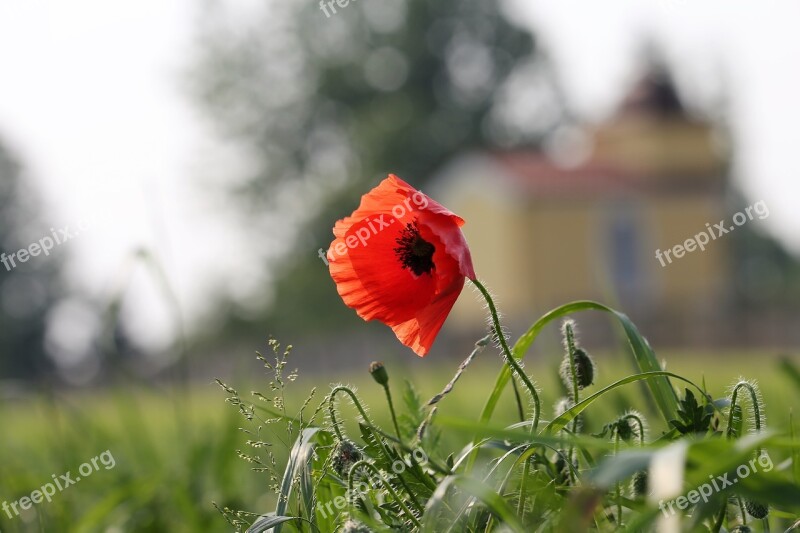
[329,214,439,325]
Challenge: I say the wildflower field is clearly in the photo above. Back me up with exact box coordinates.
[0,352,800,532]
[1,348,797,532]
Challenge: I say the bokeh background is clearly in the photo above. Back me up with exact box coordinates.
[1,0,798,530]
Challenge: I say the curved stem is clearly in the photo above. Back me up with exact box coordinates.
[328,385,372,440]
[348,460,421,529]
[470,279,540,431]
[471,278,542,523]
[726,381,763,454]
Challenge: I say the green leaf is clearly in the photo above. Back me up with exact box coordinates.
[247,514,301,533]
[670,389,714,436]
[544,371,708,436]
[275,427,329,533]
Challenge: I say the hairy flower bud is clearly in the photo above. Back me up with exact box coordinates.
[331,439,363,477]
[560,347,595,391]
[744,499,769,519]
[615,411,647,444]
[631,470,648,498]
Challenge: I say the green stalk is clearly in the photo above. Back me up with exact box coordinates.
[564,321,580,485]
[737,496,747,526]
[712,500,727,532]
[382,382,402,442]
[470,278,540,523]
[470,279,540,430]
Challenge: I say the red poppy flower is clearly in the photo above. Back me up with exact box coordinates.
[327,174,476,357]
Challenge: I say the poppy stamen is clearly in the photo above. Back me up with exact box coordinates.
[394,221,435,276]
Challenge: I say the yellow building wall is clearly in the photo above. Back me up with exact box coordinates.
[449,191,729,330]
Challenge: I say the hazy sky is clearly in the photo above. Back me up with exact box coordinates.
[0,0,798,357]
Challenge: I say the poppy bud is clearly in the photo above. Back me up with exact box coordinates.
[369,361,389,386]
[617,418,639,442]
[615,411,647,444]
[560,347,595,391]
[744,499,769,519]
[631,470,648,497]
[331,439,363,477]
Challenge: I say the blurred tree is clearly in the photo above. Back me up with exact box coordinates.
[190,0,563,338]
[730,194,800,308]
[0,140,64,380]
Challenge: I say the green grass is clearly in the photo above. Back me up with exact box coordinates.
[0,343,796,531]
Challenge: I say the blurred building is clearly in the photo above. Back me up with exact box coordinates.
[435,66,734,345]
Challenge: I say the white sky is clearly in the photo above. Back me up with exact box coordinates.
[0,0,798,356]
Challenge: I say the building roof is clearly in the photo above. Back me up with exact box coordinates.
[488,151,639,198]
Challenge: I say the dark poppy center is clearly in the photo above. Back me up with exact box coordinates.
[394,221,435,276]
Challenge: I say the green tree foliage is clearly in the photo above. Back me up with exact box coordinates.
[0,141,64,380]
[190,0,562,336]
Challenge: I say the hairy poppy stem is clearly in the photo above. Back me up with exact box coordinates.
[564,321,580,484]
[726,381,764,454]
[328,385,373,441]
[369,362,403,441]
[469,279,540,430]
